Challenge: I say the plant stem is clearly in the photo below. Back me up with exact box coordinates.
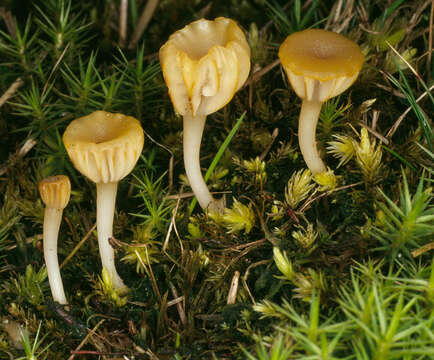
[96,182,125,289]
[118,0,128,47]
[298,100,326,174]
[43,207,67,304]
[183,113,218,211]
[128,0,159,49]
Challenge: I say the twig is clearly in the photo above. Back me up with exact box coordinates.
[67,320,105,360]
[145,348,161,360]
[387,42,431,91]
[247,60,280,109]
[168,155,173,193]
[70,350,125,356]
[259,128,279,161]
[110,236,159,249]
[197,2,212,18]
[386,84,434,138]
[161,187,184,269]
[243,195,278,246]
[325,0,344,29]
[169,282,186,325]
[4,235,42,252]
[128,0,159,49]
[412,242,434,258]
[2,349,13,360]
[166,296,184,307]
[0,7,16,37]
[325,0,355,33]
[0,77,24,108]
[227,271,240,304]
[165,192,195,200]
[18,139,37,157]
[0,138,37,177]
[371,109,379,131]
[359,121,389,145]
[226,239,266,252]
[242,59,280,90]
[142,127,174,192]
[135,248,162,303]
[60,223,96,269]
[165,190,230,200]
[242,259,271,305]
[249,64,260,109]
[427,0,433,80]
[224,240,267,275]
[42,43,70,98]
[375,82,406,99]
[119,0,128,48]
[299,182,363,212]
[163,191,182,254]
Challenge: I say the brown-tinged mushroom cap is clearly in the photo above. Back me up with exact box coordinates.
[279,29,364,102]
[39,175,71,209]
[63,111,144,184]
[159,17,251,116]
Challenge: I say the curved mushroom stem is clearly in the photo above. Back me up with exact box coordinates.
[183,113,224,212]
[43,207,67,305]
[298,100,326,175]
[96,182,126,290]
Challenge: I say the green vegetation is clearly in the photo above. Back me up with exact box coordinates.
[0,0,432,358]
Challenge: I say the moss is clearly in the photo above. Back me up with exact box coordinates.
[0,0,433,358]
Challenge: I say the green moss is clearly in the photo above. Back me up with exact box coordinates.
[0,0,432,358]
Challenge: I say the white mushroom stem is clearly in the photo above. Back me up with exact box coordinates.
[96,182,126,290]
[43,207,67,305]
[298,100,326,175]
[183,113,220,211]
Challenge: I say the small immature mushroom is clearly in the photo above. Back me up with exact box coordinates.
[159,17,250,212]
[63,111,144,290]
[279,29,364,175]
[39,175,71,305]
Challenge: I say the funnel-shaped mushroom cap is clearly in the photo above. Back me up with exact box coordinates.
[63,111,144,184]
[279,29,364,102]
[39,175,71,209]
[159,17,251,116]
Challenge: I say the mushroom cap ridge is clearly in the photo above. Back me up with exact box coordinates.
[63,111,144,184]
[159,17,251,116]
[39,175,71,209]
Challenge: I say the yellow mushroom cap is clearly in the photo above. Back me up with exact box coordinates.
[159,17,251,116]
[39,175,71,209]
[279,29,364,102]
[63,111,144,184]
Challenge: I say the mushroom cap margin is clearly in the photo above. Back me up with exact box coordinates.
[279,29,364,82]
[159,17,251,116]
[63,111,144,184]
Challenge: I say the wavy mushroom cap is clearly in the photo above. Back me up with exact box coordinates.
[63,111,144,184]
[39,175,71,209]
[159,17,251,116]
[279,29,364,102]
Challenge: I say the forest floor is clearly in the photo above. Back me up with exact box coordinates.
[0,0,433,359]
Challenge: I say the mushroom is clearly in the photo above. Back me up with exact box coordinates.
[63,111,144,290]
[279,29,364,175]
[39,175,71,304]
[159,17,250,212]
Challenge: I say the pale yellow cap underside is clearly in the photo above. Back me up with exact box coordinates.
[63,111,144,184]
[159,17,251,116]
[39,175,71,209]
[279,29,364,102]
